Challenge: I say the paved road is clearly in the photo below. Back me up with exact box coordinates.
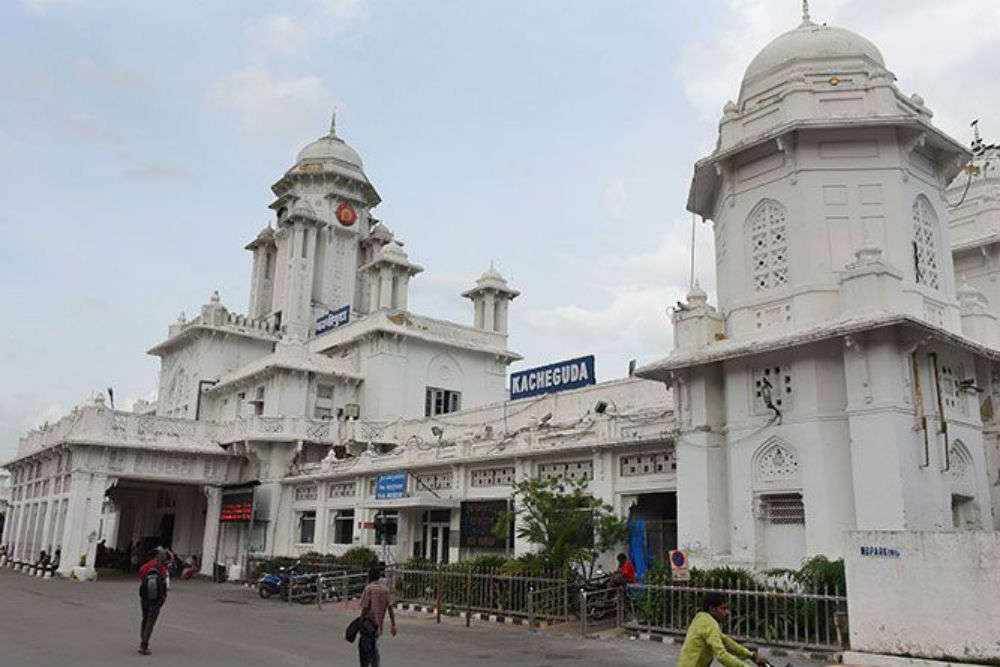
[0,568,830,667]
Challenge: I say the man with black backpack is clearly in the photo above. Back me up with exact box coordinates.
[137,549,169,656]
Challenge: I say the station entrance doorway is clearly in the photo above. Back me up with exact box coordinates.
[628,492,677,566]
[102,481,207,566]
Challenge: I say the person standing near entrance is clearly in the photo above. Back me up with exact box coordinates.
[358,567,397,667]
[137,549,169,656]
[679,592,768,667]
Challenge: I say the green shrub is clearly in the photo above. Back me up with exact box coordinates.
[339,546,379,569]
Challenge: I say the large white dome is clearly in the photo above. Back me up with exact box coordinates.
[742,20,885,88]
[296,133,363,167]
[294,113,364,167]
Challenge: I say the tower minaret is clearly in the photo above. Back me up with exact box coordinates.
[462,265,519,334]
[245,224,276,319]
[266,113,382,337]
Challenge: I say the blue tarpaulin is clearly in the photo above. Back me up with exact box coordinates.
[628,520,648,581]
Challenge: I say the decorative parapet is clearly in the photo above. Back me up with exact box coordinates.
[309,308,518,360]
[14,407,224,460]
[314,378,676,477]
[215,416,345,444]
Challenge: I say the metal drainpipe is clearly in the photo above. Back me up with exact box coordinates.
[928,352,951,471]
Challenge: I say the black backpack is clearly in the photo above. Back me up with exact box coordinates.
[142,568,163,603]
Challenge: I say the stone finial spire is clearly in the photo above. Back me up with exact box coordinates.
[329,108,337,136]
[802,0,810,23]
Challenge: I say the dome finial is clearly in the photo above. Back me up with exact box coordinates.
[801,0,813,25]
[329,107,338,136]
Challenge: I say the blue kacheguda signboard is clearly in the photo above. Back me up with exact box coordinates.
[316,305,350,335]
[375,472,407,499]
[510,355,595,400]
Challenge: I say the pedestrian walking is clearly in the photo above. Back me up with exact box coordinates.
[137,549,169,656]
[358,566,397,667]
[678,592,768,667]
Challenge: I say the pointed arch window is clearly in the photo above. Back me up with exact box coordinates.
[912,196,939,290]
[749,200,789,291]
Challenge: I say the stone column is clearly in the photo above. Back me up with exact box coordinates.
[82,474,110,569]
[483,292,496,332]
[379,267,393,309]
[675,430,730,565]
[314,481,329,553]
[201,486,222,568]
[513,458,534,557]
[58,472,88,575]
[36,500,51,555]
[22,503,38,562]
[1,502,15,547]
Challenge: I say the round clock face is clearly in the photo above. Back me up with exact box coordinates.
[335,202,357,227]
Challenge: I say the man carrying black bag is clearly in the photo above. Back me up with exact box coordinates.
[137,549,169,656]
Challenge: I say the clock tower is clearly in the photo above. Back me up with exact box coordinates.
[251,114,382,339]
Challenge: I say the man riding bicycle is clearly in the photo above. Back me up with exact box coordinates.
[679,592,769,667]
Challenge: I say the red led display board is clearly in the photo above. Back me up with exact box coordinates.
[220,492,253,522]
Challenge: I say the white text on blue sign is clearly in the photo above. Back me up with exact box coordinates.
[510,355,595,400]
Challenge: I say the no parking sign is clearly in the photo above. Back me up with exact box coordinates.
[669,549,690,581]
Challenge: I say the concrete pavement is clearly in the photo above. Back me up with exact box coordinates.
[0,567,832,667]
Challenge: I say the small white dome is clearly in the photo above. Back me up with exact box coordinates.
[742,21,885,91]
[478,266,507,283]
[377,241,408,262]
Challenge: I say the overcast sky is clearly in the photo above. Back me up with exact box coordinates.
[1,0,998,461]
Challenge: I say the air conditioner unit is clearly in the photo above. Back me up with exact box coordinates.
[343,403,361,419]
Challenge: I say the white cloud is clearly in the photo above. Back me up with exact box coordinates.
[208,66,337,137]
[21,0,79,14]
[314,0,364,22]
[602,178,626,221]
[246,15,307,56]
[517,224,717,377]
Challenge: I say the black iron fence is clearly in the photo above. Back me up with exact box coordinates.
[241,559,848,650]
[387,567,571,623]
[626,580,848,650]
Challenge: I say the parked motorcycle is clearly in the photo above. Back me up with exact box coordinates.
[258,562,320,603]
[258,566,289,599]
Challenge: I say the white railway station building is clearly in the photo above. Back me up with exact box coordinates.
[3,6,998,579]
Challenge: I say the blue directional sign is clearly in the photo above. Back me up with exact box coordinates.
[510,355,596,400]
[375,472,407,499]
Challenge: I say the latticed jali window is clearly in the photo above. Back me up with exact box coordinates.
[749,200,789,291]
[328,481,355,497]
[757,493,805,525]
[416,472,453,490]
[619,452,675,477]
[537,460,593,481]
[294,484,317,502]
[470,467,516,487]
[912,196,939,290]
[939,362,967,415]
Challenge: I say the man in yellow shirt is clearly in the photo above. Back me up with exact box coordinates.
[678,592,769,667]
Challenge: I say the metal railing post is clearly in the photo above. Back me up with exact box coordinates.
[317,574,323,610]
[528,587,535,633]
[580,589,588,636]
[466,569,472,627]
[435,566,442,624]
